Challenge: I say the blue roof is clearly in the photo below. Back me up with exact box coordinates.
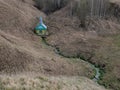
[35,17,47,30]
[35,23,47,30]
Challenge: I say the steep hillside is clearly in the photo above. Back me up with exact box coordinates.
[0,0,109,90]
[0,74,108,90]
[0,0,45,40]
[0,0,119,90]
[0,0,95,77]
[45,0,120,90]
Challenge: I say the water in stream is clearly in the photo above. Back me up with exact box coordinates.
[42,37,101,82]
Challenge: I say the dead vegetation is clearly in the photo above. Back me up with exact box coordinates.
[0,0,120,90]
[0,74,108,90]
[0,0,96,80]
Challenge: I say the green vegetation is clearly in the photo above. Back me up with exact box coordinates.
[92,35,120,90]
[0,80,5,90]
[42,37,99,82]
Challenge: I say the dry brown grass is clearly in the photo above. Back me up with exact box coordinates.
[0,0,95,77]
[44,1,120,90]
[0,30,94,77]
[0,74,108,90]
[0,0,119,90]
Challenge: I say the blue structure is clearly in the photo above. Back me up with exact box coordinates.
[35,17,47,35]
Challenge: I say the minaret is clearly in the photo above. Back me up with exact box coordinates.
[39,17,47,29]
[39,17,43,24]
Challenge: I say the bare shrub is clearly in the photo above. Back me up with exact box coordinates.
[71,0,110,27]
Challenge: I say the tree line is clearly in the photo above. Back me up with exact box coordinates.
[35,0,69,14]
[35,0,110,27]
[70,0,110,27]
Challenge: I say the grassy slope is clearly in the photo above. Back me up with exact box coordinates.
[93,34,120,90]
[0,0,119,90]
[0,0,107,90]
[45,8,120,90]
[0,74,108,90]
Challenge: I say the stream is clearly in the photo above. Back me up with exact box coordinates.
[42,37,101,83]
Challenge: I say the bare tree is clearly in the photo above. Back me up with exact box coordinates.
[71,0,110,27]
[35,0,69,14]
[35,0,110,27]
